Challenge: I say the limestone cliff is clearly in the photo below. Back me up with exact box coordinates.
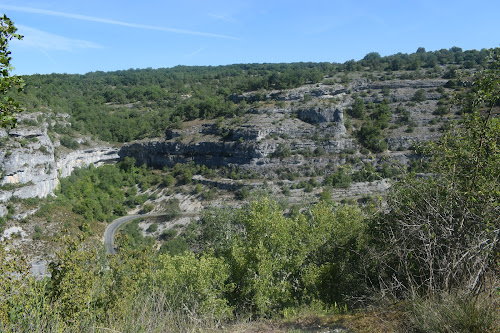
[0,114,119,216]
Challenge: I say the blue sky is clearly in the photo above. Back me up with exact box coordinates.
[1,0,499,75]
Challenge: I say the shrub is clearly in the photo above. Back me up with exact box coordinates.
[412,89,426,102]
[324,168,352,188]
[235,187,249,200]
[272,143,291,159]
[147,223,158,233]
[163,174,175,187]
[142,203,154,213]
[373,60,500,298]
[144,252,233,320]
[349,98,366,118]
[160,228,178,241]
[158,237,189,256]
[60,136,80,149]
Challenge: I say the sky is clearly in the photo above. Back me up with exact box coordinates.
[1,0,499,75]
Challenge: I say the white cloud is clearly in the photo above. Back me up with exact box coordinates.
[14,25,102,51]
[1,4,239,40]
[185,47,205,58]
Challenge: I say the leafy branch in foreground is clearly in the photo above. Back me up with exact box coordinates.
[0,14,24,128]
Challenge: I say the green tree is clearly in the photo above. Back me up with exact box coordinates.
[144,251,233,320]
[349,97,366,118]
[0,15,24,128]
[412,89,426,102]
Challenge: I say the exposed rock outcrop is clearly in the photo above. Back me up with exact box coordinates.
[0,115,119,216]
[120,106,351,172]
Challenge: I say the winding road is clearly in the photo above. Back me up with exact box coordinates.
[104,213,171,254]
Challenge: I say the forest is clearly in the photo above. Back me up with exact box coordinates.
[14,46,491,142]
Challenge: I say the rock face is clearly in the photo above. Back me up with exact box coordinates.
[120,140,259,168]
[0,114,119,216]
[119,78,451,179]
[119,106,351,172]
[56,148,120,178]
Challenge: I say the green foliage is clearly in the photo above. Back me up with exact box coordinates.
[349,97,366,118]
[159,237,189,255]
[162,198,181,220]
[324,167,352,188]
[433,105,450,115]
[58,161,160,222]
[48,239,112,325]
[10,46,493,144]
[272,143,292,159]
[3,47,500,331]
[144,251,233,320]
[146,223,157,233]
[357,120,388,152]
[0,15,24,129]
[352,162,378,182]
[406,293,500,333]
[59,136,80,149]
[412,89,426,102]
[235,187,250,200]
[216,198,366,315]
[162,173,175,187]
[160,228,177,241]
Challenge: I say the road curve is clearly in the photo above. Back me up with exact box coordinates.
[104,213,170,254]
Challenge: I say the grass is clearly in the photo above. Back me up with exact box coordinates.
[405,292,500,333]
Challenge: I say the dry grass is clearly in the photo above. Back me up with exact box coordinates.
[220,308,405,333]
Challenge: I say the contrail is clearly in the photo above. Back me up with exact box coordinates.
[0,4,239,40]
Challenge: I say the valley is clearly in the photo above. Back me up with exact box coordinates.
[1,46,498,332]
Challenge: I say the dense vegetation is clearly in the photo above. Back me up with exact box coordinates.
[15,47,491,142]
[1,53,499,332]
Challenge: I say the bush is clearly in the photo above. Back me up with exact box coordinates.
[349,98,366,118]
[163,174,175,187]
[272,143,291,159]
[142,203,154,213]
[324,168,352,188]
[373,60,500,298]
[357,121,388,153]
[433,105,450,115]
[235,187,249,200]
[59,136,80,149]
[412,89,426,102]
[144,252,233,320]
[201,188,215,200]
[159,237,189,256]
[160,228,178,241]
[147,223,158,233]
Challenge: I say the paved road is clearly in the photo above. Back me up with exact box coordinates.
[104,213,171,254]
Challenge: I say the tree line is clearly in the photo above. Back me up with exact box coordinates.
[10,47,492,142]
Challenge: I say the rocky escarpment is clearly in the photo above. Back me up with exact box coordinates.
[230,79,447,103]
[0,114,119,217]
[121,77,451,176]
[120,105,353,173]
[0,77,450,216]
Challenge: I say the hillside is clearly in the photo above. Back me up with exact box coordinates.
[1,52,463,256]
